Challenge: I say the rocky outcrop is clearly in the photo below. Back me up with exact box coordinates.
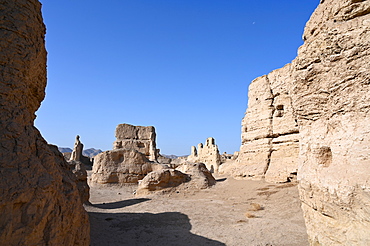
[238,0,370,244]
[113,123,158,161]
[0,1,89,245]
[136,169,190,194]
[235,64,299,182]
[176,163,217,189]
[65,136,90,203]
[91,123,164,184]
[91,148,165,184]
[290,0,370,244]
[137,163,216,195]
[187,137,222,173]
[69,160,90,204]
[70,135,83,161]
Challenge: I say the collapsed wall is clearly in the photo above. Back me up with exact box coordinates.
[187,137,222,173]
[91,123,164,184]
[113,123,158,161]
[238,0,370,244]
[0,1,89,245]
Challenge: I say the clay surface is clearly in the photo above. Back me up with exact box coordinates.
[291,0,370,244]
[0,1,89,244]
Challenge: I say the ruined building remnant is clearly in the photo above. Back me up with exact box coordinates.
[113,123,158,161]
[66,135,89,204]
[237,65,300,183]
[70,135,83,161]
[234,0,370,244]
[188,137,221,173]
[91,123,164,184]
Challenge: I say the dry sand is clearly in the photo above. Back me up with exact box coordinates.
[85,173,308,246]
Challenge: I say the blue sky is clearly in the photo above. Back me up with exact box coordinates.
[35,0,319,155]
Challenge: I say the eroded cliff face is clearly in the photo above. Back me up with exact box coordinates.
[237,64,300,182]
[239,0,370,244]
[0,1,90,245]
[291,0,370,244]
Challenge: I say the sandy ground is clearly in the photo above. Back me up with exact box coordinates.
[85,173,308,246]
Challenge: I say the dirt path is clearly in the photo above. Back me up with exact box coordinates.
[85,175,308,246]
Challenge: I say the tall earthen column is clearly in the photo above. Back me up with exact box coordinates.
[0,1,90,244]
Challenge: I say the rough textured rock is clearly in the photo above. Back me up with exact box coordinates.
[235,64,299,182]
[234,64,299,183]
[66,136,90,203]
[136,169,190,194]
[187,137,221,173]
[91,149,165,184]
[176,163,217,189]
[237,0,370,244]
[70,135,83,161]
[137,163,217,195]
[290,0,370,244]
[113,123,158,161]
[220,152,235,163]
[0,1,89,244]
[68,160,90,204]
[91,124,166,185]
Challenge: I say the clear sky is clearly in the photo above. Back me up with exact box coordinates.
[35,0,319,156]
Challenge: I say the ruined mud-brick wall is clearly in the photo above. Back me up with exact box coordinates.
[290,0,370,244]
[187,137,222,173]
[239,0,370,244]
[92,123,164,184]
[237,64,300,182]
[113,123,158,161]
[0,1,89,245]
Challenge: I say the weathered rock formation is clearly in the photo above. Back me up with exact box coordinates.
[113,123,158,161]
[236,64,300,182]
[187,137,221,173]
[291,0,370,244]
[176,163,217,189]
[237,0,370,244]
[66,136,90,204]
[69,160,90,204]
[137,163,216,195]
[91,124,164,184]
[136,169,190,194]
[70,135,83,161]
[220,152,236,163]
[0,1,89,244]
[91,148,165,184]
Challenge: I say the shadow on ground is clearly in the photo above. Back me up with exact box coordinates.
[92,198,150,209]
[216,178,227,182]
[89,211,226,246]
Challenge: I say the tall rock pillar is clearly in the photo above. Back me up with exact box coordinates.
[0,1,90,245]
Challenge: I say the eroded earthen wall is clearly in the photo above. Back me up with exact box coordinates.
[114,123,158,161]
[237,64,300,182]
[291,0,370,244]
[187,137,221,173]
[0,1,89,244]
[239,0,370,244]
